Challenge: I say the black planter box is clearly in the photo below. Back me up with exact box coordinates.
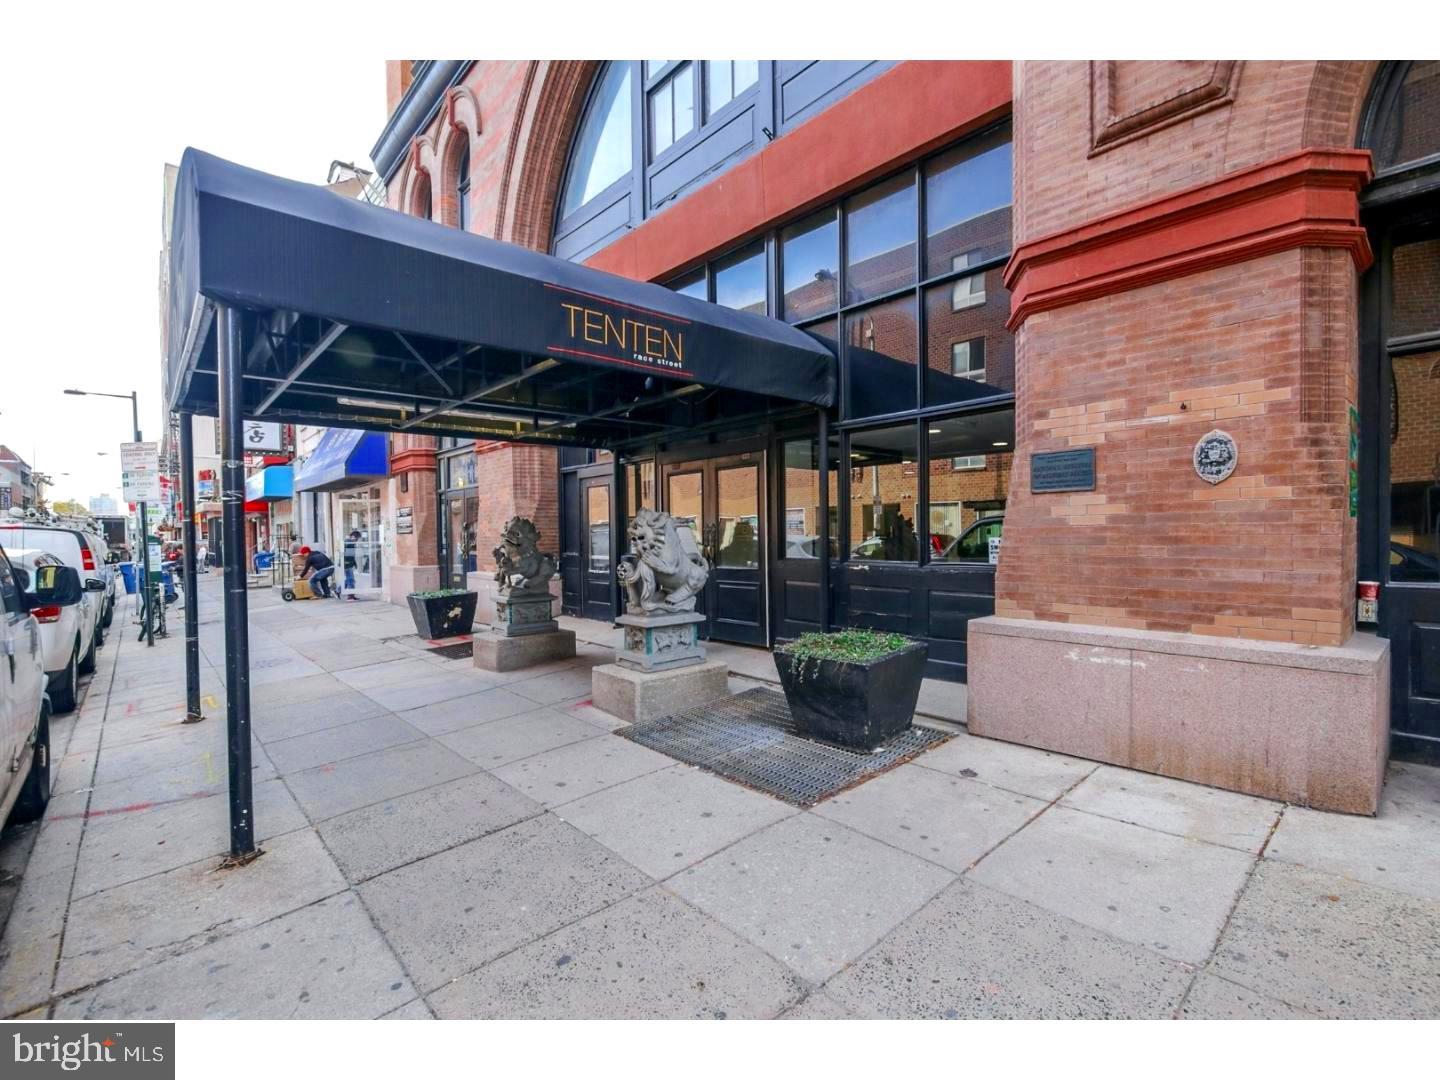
[407,591,478,639]
[774,641,928,751]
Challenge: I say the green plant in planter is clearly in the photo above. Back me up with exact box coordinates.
[778,629,915,683]
[409,588,471,600]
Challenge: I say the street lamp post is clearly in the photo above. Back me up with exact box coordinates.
[64,389,153,646]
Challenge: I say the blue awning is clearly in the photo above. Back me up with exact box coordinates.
[244,465,294,502]
[293,429,389,493]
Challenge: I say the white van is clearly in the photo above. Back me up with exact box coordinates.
[0,545,54,826]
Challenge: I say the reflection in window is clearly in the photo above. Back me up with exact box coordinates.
[1391,237,1440,339]
[781,438,839,559]
[924,270,1015,401]
[713,243,767,315]
[849,424,919,562]
[561,63,633,217]
[845,172,917,303]
[845,295,918,417]
[650,63,696,157]
[667,471,703,534]
[626,460,656,518]
[586,485,610,573]
[669,268,707,301]
[924,130,1013,277]
[716,466,760,568]
[707,61,759,117]
[1371,61,1440,172]
[782,209,839,322]
[926,410,1014,563]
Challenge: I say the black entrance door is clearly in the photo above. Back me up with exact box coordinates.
[661,452,767,645]
[579,475,615,622]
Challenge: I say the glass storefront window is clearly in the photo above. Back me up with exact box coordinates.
[445,452,477,489]
[1387,236,1440,583]
[626,460,656,517]
[925,410,1014,563]
[844,172,917,304]
[923,130,1013,279]
[670,268,707,301]
[845,295,918,417]
[561,62,633,217]
[923,269,1015,401]
[848,423,919,562]
[713,242,766,316]
[782,209,839,322]
[781,437,839,559]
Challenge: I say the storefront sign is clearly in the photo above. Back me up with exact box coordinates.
[1031,448,1095,493]
[1193,430,1238,485]
[120,441,162,503]
[1348,405,1360,518]
[395,507,414,535]
[242,420,283,451]
[551,291,690,376]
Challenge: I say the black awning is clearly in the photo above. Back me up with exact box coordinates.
[166,149,836,448]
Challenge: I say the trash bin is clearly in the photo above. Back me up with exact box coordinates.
[254,551,274,571]
[118,562,137,594]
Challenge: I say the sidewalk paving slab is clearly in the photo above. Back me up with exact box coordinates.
[283,739,479,823]
[265,713,426,775]
[553,764,798,880]
[55,829,348,996]
[812,763,1047,873]
[1178,973,1313,1019]
[360,672,500,713]
[358,814,650,992]
[318,772,543,883]
[394,686,544,737]
[250,690,392,743]
[669,813,954,983]
[437,708,607,770]
[778,991,858,1019]
[823,878,1192,1019]
[969,804,1254,964]
[428,885,806,1019]
[491,733,674,809]
[1060,765,1284,854]
[914,727,1096,801]
[380,998,435,1019]
[1209,859,1440,1018]
[53,892,414,1020]
[1264,761,1440,902]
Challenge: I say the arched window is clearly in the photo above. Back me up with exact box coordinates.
[1365,61,1440,173]
[414,173,432,221]
[560,63,633,219]
[456,143,471,231]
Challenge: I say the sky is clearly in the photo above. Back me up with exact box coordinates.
[5,26,385,511]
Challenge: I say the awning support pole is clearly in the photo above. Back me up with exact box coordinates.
[178,412,204,724]
[218,305,257,860]
[817,407,832,634]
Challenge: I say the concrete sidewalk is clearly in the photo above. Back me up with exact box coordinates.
[1,576,1437,1019]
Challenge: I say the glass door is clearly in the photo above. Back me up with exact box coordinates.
[440,491,477,591]
[337,488,383,592]
[580,477,614,621]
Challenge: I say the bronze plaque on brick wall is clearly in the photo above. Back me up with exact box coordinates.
[1031,449,1096,493]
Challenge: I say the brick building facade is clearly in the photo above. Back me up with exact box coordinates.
[371,59,1440,812]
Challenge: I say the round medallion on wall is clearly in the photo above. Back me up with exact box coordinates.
[1193,429,1238,485]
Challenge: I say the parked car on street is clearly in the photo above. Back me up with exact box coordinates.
[0,521,115,631]
[0,545,53,825]
[3,548,105,712]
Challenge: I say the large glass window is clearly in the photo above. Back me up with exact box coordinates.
[845,172,917,304]
[781,437,839,559]
[925,410,1014,563]
[924,131,1013,278]
[845,295,918,416]
[848,424,919,562]
[456,143,471,232]
[670,268,707,301]
[1387,236,1440,582]
[923,268,1015,402]
[707,61,759,118]
[625,460,656,517]
[560,63,633,217]
[1372,61,1440,172]
[650,63,696,158]
[713,242,766,315]
[782,209,839,322]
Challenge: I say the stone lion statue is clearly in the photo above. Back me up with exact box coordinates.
[492,516,557,596]
[617,508,709,614]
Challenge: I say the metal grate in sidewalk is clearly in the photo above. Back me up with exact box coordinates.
[618,686,949,807]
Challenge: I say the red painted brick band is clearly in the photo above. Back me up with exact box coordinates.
[1004,148,1375,330]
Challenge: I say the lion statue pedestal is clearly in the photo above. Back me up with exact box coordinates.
[474,516,575,673]
[592,509,730,723]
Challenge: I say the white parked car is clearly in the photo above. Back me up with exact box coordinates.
[0,545,53,825]
[4,548,105,713]
[0,520,114,633]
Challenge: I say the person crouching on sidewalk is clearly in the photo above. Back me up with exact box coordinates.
[299,545,339,598]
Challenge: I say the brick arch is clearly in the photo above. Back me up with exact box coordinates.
[435,86,482,228]
[398,134,439,220]
[493,60,603,251]
[1301,60,1383,150]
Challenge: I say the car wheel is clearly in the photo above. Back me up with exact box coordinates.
[50,646,78,713]
[8,706,51,825]
[79,630,98,676]
[102,597,114,629]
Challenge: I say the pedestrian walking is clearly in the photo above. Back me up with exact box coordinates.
[343,529,361,594]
